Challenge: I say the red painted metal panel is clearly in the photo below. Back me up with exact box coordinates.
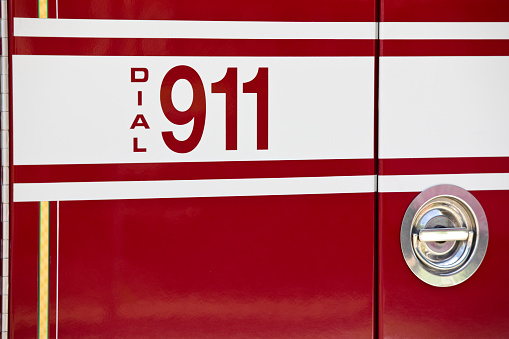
[379,1,509,337]
[380,157,509,176]
[380,40,509,57]
[380,0,509,22]
[12,0,376,21]
[379,190,509,337]
[56,0,376,22]
[11,195,375,338]
[10,202,39,337]
[9,1,377,338]
[13,37,376,57]
[11,0,37,18]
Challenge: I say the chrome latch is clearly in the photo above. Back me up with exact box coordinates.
[401,185,489,287]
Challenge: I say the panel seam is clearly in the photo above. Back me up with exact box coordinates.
[0,0,8,337]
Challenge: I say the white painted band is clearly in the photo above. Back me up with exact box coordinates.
[379,56,509,159]
[13,175,376,202]
[13,56,375,165]
[13,18,377,39]
[380,22,509,40]
[379,173,509,193]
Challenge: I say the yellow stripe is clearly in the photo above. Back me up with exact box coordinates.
[39,201,49,339]
[38,0,48,18]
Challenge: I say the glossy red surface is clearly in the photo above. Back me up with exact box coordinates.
[381,0,509,22]
[380,40,509,57]
[56,0,376,21]
[49,202,58,339]
[12,1,509,338]
[11,194,375,338]
[13,38,375,57]
[10,202,39,338]
[10,202,59,338]
[9,0,378,337]
[47,0,57,19]
[10,0,58,18]
[10,0,37,18]
[380,157,509,176]
[378,2,509,336]
[379,190,509,338]
[12,0,376,21]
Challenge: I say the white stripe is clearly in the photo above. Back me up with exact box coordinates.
[380,22,509,40]
[379,57,509,159]
[13,176,375,202]
[379,173,509,193]
[13,18,377,39]
[13,56,375,165]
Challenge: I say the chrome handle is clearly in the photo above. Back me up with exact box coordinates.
[401,185,489,287]
[418,227,469,242]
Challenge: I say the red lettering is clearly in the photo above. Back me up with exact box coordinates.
[138,91,142,106]
[130,114,150,129]
[212,68,238,150]
[160,65,206,153]
[133,137,147,152]
[243,68,269,150]
[131,68,149,82]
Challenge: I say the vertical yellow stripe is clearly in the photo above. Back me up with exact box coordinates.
[38,0,48,18]
[39,201,49,339]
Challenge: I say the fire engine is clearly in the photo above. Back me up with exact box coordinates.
[1,0,508,337]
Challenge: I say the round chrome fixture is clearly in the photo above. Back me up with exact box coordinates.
[400,184,488,287]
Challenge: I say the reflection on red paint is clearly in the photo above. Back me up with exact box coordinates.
[379,191,509,338]
[48,194,374,337]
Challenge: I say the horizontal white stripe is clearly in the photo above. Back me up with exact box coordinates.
[13,176,375,202]
[13,18,377,39]
[379,173,509,193]
[379,57,509,159]
[13,56,374,165]
[380,22,509,40]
